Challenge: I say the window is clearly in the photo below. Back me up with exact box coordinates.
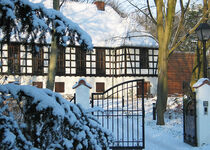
[137,81,150,97]
[96,49,105,75]
[56,47,65,76]
[55,82,65,93]
[140,49,149,69]
[96,82,105,92]
[8,44,20,74]
[32,82,43,88]
[76,47,86,75]
[32,48,44,75]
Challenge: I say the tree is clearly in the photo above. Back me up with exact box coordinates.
[46,0,60,90]
[127,0,187,125]
[176,4,203,52]
[0,83,113,149]
[190,0,210,86]
[156,0,210,125]
[125,0,210,125]
[155,0,177,125]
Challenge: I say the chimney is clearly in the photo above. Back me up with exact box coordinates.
[94,1,105,11]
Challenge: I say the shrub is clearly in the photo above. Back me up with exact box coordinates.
[0,84,113,149]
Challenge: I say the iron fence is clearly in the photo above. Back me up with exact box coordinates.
[92,79,145,149]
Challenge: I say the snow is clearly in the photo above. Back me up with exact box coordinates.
[75,85,91,109]
[72,78,92,89]
[0,83,113,149]
[3,84,66,117]
[90,93,210,149]
[29,0,158,48]
[194,80,210,146]
[1,83,210,149]
[144,97,210,150]
[193,78,210,88]
[72,78,92,109]
[0,0,93,50]
[3,129,16,147]
[1,0,210,148]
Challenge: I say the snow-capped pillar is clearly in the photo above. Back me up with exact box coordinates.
[72,78,92,109]
[193,78,210,146]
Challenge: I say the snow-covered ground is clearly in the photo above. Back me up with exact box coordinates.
[1,82,210,149]
[144,97,210,150]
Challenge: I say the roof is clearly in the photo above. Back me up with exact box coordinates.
[30,0,158,48]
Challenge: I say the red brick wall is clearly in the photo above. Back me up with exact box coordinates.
[168,52,195,95]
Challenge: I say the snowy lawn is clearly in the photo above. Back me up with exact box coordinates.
[144,97,210,150]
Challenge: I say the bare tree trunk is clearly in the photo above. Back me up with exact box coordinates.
[46,0,60,90]
[156,0,176,125]
[46,33,58,90]
[156,45,168,125]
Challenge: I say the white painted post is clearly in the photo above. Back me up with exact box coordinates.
[193,78,210,146]
[72,78,92,109]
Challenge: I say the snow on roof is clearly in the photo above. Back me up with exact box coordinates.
[30,0,158,48]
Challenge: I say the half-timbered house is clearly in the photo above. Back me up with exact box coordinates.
[0,1,159,97]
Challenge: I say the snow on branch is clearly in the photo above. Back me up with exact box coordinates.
[0,83,113,149]
[0,0,93,51]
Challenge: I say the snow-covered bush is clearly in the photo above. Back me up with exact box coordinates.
[0,84,113,149]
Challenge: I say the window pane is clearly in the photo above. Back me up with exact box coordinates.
[96,82,105,92]
[56,47,65,76]
[140,49,149,69]
[96,49,105,75]
[8,44,20,74]
[32,48,44,75]
[76,47,86,76]
[55,82,65,93]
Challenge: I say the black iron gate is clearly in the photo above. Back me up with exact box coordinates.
[91,79,145,149]
[183,82,197,146]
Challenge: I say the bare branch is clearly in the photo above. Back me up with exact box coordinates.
[147,0,157,25]
[59,0,65,9]
[109,33,158,44]
[169,8,210,56]
[126,0,157,25]
[180,0,184,12]
[171,0,191,48]
[184,0,191,13]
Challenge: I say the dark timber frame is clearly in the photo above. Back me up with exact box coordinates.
[92,79,145,149]
[0,42,158,77]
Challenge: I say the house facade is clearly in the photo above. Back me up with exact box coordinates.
[0,1,159,97]
[0,42,158,96]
